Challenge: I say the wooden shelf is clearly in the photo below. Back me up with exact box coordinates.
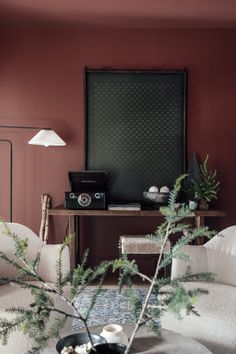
[48,206,226,218]
[48,206,226,268]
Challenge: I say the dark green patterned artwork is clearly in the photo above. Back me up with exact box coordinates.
[85,69,187,203]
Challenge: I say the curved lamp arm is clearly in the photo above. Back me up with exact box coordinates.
[0,125,66,222]
[0,139,12,222]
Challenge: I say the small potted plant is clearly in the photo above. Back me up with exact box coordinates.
[191,155,220,210]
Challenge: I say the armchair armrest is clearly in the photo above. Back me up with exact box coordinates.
[37,244,70,283]
[171,245,208,279]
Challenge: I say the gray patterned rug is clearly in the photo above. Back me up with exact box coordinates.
[73,287,149,329]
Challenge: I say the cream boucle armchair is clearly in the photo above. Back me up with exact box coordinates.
[0,222,73,354]
[161,226,236,354]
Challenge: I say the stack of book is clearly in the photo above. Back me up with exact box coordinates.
[108,203,141,211]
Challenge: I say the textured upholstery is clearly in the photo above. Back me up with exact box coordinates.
[205,226,236,286]
[0,282,73,353]
[120,235,171,254]
[162,226,236,354]
[171,245,208,279]
[0,222,73,353]
[0,222,70,282]
[0,222,43,278]
[162,281,236,354]
[38,244,70,283]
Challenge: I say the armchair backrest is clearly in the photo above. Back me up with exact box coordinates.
[204,226,236,286]
[0,222,43,278]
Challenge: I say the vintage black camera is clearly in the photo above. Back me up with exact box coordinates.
[64,171,107,210]
[65,191,106,210]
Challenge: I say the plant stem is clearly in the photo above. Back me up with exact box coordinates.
[124,222,171,354]
[17,253,95,348]
[136,272,152,283]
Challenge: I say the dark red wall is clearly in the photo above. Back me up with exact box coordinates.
[0,29,236,264]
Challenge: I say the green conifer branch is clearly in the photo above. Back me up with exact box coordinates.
[0,173,218,354]
[55,245,65,296]
[123,287,143,322]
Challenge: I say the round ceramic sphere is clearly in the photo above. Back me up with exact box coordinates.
[160,186,170,193]
[148,186,159,193]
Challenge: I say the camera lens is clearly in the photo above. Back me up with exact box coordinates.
[78,193,91,207]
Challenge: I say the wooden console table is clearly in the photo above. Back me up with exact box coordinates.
[48,207,226,268]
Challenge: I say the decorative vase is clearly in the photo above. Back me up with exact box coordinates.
[93,343,126,354]
[100,324,128,345]
[199,199,209,210]
[188,200,198,211]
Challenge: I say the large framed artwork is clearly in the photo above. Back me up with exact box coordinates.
[85,69,187,204]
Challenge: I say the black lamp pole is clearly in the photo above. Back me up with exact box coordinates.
[0,139,13,222]
[0,125,65,222]
[0,125,50,130]
[0,126,44,223]
[0,126,49,223]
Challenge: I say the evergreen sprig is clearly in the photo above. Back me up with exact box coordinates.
[123,287,143,322]
[191,155,220,202]
[118,174,217,354]
[0,251,39,280]
[55,235,74,295]
[0,174,217,354]
[167,174,188,211]
[0,225,116,353]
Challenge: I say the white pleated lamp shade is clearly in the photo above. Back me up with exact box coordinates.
[28,129,66,147]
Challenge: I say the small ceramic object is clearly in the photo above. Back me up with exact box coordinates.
[160,186,170,193]
[199,199,209,210]
[143,191,169,204]
[189,200,198,211]
[56,333,106,353]
[148,186,159,193]
[100,324,128,345]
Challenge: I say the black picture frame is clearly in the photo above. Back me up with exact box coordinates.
[85,68,187,204]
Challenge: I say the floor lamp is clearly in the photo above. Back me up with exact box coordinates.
[0,139,13,222]
[0,125,66,222]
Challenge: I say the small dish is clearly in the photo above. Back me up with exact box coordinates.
[143,191,169,204]
[56,333,106,353]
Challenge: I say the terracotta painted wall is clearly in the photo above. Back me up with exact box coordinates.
[0,28,236,265]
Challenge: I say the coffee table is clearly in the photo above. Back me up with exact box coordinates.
[43,324,212,354]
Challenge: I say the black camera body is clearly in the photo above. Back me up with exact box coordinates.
[64,171,107,210]
[65,191,106,210]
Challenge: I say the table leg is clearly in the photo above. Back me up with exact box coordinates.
[68,215,80,269]
[195,216,205,245]
[75,215,80,265]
